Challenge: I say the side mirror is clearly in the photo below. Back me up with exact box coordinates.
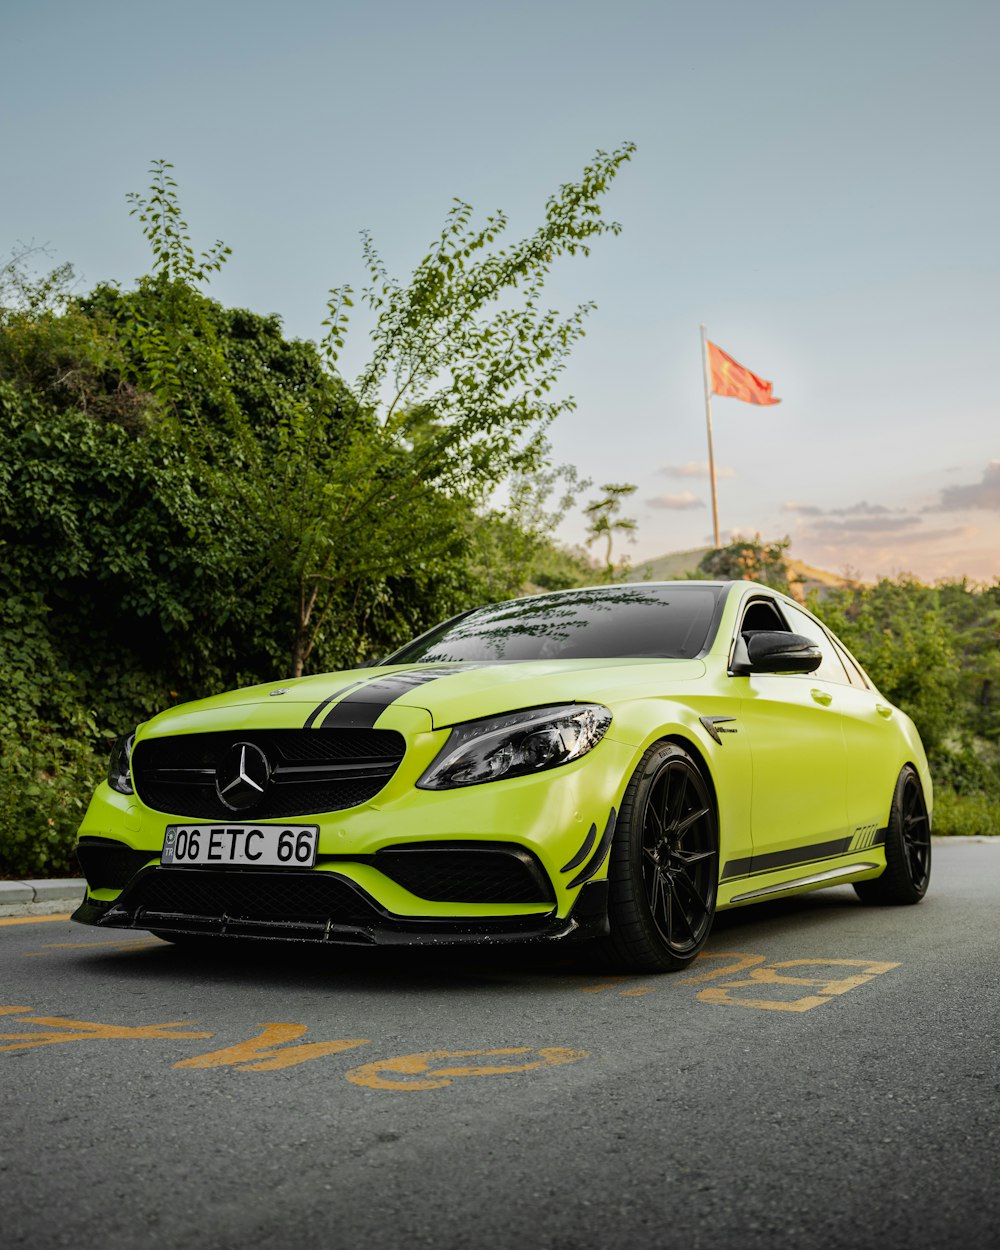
[732,631,823,676]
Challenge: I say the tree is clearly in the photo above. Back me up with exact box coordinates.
[584,482,638,580]
[121,146,636,675]
[696,534,800,596]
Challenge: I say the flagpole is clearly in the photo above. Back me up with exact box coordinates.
[700,324,721,548]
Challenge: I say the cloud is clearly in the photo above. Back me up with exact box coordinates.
[828,501,898,517]
[810,527,975,557]
[809,515,923,536]
[784,500,901,518]
[659,462,735,479]
[646,492,706,511]
[932,461,1000,513]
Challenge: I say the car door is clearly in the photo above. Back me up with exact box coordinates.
[785,609,902,842]
[732,595,850,875]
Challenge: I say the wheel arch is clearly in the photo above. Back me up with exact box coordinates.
[654,732,719,816]
[900,756,934,825]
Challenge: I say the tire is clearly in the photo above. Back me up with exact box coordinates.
[602,741,719,973]
[853,765,931,905]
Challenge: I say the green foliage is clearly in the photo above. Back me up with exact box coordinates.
[696,534,799,595]
[127,160,231,286]
[0,719,103,878]
[0,536,105,875]
[932,790,1000,837]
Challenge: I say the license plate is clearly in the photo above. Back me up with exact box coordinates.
[161,824,319,868]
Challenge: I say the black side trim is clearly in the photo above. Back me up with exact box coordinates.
[561,822,598,874]
[567,808,617,889]
[699,715,737,745]
[721,836,857,882]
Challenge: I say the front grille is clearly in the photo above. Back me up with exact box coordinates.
[132,729,406,819]
[118,868,377,925]
[76,837,156,890]
[373,843,555,904]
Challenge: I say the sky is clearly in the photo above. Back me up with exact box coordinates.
[4,0,998,583]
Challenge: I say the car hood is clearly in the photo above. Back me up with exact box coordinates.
[139,657,708,737]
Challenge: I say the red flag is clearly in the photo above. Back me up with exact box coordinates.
[708,341,781,405]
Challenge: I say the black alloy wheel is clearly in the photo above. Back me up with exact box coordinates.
[854,765,931,905]
[604,742,719,972]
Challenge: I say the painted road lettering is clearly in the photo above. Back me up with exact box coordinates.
[174,1023,370,1071]
[579,950,899,1011]
[346,1047,588,1092]
[0,1007,587,1089]
[695,958,901,1012]
[0,1011,213,1052]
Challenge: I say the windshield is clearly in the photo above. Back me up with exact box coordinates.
[387,584,725,664]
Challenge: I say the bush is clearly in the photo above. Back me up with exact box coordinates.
[932,789,1000,837]
[0,718,103,878]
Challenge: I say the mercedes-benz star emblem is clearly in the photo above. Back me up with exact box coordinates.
[216,742,271,812]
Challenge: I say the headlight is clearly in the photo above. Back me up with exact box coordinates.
[107,732,136,795]
[417,704,611,790]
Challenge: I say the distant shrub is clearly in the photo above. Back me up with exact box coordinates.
[932,789,1000,838]
[0,719,103,878]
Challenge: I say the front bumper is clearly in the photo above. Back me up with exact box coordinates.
[72,867,610,947]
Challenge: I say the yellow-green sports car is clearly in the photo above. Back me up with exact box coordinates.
[73,580,932,972]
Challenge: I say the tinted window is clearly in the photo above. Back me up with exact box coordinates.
[739,599,787,634]
[387,585,725,663]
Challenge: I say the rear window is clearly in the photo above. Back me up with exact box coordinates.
[387,585,725,663]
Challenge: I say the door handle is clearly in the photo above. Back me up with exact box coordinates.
[810,688,833,706]
[876,703,894,719]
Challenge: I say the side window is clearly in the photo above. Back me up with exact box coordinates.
[732,596,789,670]
[739,598,787,634]
[831,638,871,690]
[781,603,852,684]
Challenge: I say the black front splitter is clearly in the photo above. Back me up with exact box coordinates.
[71,879,610,948]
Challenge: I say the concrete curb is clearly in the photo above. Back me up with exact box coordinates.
[0,879,86,918]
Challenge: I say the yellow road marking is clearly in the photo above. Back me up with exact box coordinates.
[697,958,901,1012]
[346,1046,588,1092]
[22,939,161,957]
[678,951,768,985]
[579,952,768,996]
[579,977,629,994]
[0,1011,213,1052]
[0,913,72,926]
[175,1023,369,1071]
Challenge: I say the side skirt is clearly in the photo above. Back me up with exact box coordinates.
[721,861,882,908]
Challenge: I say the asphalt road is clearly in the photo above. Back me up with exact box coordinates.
[2,839,998,1250]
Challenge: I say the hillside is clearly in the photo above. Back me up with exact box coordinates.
[627,548,862,600]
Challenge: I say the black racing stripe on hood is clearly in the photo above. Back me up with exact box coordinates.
[303,678,377,729]
[319,667,477,730]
